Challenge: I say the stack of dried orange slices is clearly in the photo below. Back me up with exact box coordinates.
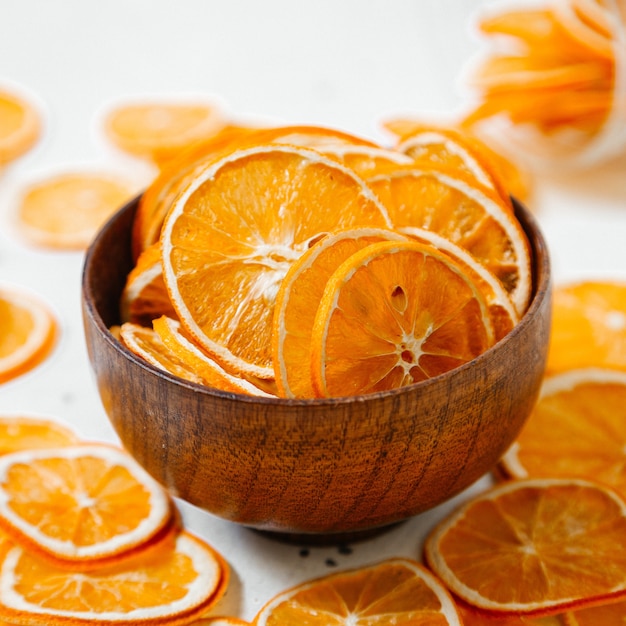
[0,414,229,625]
[118,123,532,399]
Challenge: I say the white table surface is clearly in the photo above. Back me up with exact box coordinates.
[1,0,626,620]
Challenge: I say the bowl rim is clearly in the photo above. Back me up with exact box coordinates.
[82,195,551,407]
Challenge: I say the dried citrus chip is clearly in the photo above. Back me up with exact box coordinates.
[0,415,78,454]
[160,143,391,380]
[500,368,626,495]
[565,597,626,625]
[311,240,495,397]
[547,280,626,373]
[272,227,408,398]
[395,124,513,207]
[0,87,41,166]
[366,166,532,315]
[153,316,275,397]
[425,478,626,615]
[15,171,137,250]
[120,243,178,326]
[0,443,174,566]
[254,557,463,626]
[0,530,228,625]
[383,117,533,202]
[119,322,205,385]
[103,99,224,167]
[132,124,258,260]
[0,284,58,385]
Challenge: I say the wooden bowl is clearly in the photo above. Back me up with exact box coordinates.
[82,196,551,540]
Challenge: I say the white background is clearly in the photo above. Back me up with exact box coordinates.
[1,0,626,620]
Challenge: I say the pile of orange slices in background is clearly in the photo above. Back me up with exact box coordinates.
[0,415,228,625]
[117,122,533,399]
[458,0,626,169]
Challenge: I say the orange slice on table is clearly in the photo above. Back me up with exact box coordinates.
[547,280,626,373]
[499,368,626,495]
[366,165,532,316]
[272,227,408,398]
[0,530,228,626]
[160,143,391,380]
[15,171,137,250]
[253,557,463,626]
[0,415,79,454]
[310,240,495,398]
[0,284,58,385]
[425,477,626,616]
[102,99,224,167]
[0,88,41,167]
[0,443,175,567]
[120,243,178,326]
[132,124,258,260]
[119,322,205,385]
[153,316,276,397]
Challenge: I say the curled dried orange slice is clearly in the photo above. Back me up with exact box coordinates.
[254,558,463,626]
[0,87,41,166]
[160,143,391,380]
[120,243,178,326]
[15,171,137,250]
[119,322,205,385]
[0,284,58,385]
[310,240,495,397]
[0,530,228,626]
[0,415,79,454]
[0,443,174,566]
[425,478,626,616]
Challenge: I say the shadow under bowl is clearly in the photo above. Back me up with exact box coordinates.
[81,196,551,541]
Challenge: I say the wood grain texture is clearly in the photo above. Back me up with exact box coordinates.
[81,195,551,538]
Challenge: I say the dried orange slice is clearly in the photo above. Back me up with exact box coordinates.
[0,530,228,625]
[382,117,533,202]
[102,99,224,167]
[153,316,275,397]
[0,415,79,454]
[132,124,258,260]
[160,143,391,380]
[254,558,463,626]
[120,243,178,326]
[425,478,626,615]
[547,280,626,373]
[366,166,532,315]
[310,240,495,398]
[272,227,407,398]
[499,368,626,495]
[0,87,41,166]
[0,284,58,385]
[119,322,205,385]
[15,171,137,250]
[0,443,174,567]
[195,618,250,625]
[395,125,513,206]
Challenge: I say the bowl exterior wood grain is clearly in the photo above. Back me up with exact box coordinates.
[82,196,551,536]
